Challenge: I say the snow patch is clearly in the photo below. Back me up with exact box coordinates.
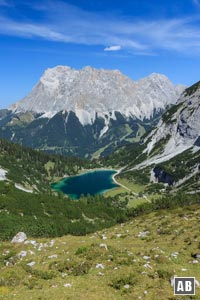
[99,125,109,137]
[99,115,109,138]
[150,169,157,183]
[74,109,95,126]
[99,111,117,137]
[15,183,33,193]
[39,111,57,119]
[11,133,15,141]
[0,168,7,181]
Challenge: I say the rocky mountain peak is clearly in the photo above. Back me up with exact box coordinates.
[9,65,185,126]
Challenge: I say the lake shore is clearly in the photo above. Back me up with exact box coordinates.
[51,167,117,185]
[52,169,121,198]
[52,167,134,196]
[112,169,131,192]
[77,167,116,175]
[62,167,132,193]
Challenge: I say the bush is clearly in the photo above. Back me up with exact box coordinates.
[109,273,137,290]
[23,266,56,280]
[75,246,88,255]
[23,278,43,290]
[157,269,173,279]
[49,259,91,276]
[72,261,92,276]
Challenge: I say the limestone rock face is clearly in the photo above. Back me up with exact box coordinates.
[4,66,186,158]
[10,66,184,125]
[139,81,200,167]
[11,232,27,243]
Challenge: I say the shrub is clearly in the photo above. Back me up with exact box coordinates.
[75,246,88,255]
[109,273,137,290]
[24,278,43,290]
[49,259,91,276]
[72,261,92,276]
[23,266,56,280]
[157,269,173,279]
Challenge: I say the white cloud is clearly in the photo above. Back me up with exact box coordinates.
[0,17,70,42]
[1,1,200,56]
[104,45,122,51]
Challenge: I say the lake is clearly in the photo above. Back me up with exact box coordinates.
[51,169,119,199]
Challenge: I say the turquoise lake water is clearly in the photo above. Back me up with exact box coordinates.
[51,170,119,199]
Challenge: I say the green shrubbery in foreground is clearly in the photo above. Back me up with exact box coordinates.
[0,181,127,240]
[0,179,199,241]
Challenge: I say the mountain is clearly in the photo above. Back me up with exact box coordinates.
[141,80,200,166]
[10,66,183,121]
[104,80,200,193]
[140,81,200,191]
[0,66,184,158]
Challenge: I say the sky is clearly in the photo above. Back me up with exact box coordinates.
[1,0,200,108]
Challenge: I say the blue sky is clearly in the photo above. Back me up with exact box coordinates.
[1,0,200,108]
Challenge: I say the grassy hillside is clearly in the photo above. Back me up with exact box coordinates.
[0,202,200,300]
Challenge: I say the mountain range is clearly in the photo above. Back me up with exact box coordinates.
[0,66,184,157]
[1,65,199,193]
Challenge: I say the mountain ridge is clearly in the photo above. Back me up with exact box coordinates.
[10,66,185,126]
[0,66,185,158]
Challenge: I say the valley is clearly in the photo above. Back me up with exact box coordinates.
[0,69,200,299]
[1,0,200,298]
[0,67,184,158]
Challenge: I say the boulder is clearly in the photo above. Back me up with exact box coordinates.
[195,280,200,287]
[96,263,104,269]
[27,261,36,267]
[191,253,200,259]
[63,283,72,288]
[17,250,27,258]
[11,232,27,243]
[48,254,58,259]
[99,243,108,251]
